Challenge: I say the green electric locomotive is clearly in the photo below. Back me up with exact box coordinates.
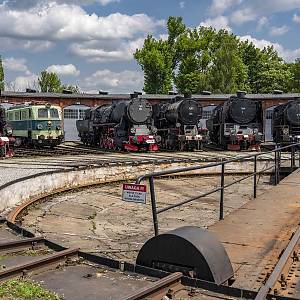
[6,103,64,147]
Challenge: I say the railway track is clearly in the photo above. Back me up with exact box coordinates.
[255,226,300,299]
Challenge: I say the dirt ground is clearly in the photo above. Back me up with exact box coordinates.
[21,174,273,262]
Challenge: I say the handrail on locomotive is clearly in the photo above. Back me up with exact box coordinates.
[136,143,300,236]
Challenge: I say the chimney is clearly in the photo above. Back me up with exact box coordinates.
[99,90,109,95]
[237,91,246,98]
[201,91,212,95]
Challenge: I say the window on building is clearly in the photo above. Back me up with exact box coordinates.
[38,108,48,118]
[64,109,78,119]
[202,110,213,119]
[50,108,59,119]
[79,109,87,119]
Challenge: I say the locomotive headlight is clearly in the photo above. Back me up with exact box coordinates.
[152,126,157,134]
[176,123,181,128]
[230,129,236,134]
[253,128,258,134]
[130,127,136,134]
[36,124,43,130]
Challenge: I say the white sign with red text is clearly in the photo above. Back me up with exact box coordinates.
[122,183,147,204]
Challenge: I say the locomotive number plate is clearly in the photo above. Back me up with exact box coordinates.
[122,184,147,204]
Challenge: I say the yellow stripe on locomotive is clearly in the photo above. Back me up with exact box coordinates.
[6,103,64,147]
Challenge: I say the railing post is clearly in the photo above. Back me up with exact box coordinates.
[291,145,296,168]
[219,163,225,220]
[274,146,278,185]
[149,176,159,236]
[298,146,300,168]
[253,155,257,198]
[278,149,281,183]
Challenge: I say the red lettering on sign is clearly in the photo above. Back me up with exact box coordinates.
[123,184,147,192]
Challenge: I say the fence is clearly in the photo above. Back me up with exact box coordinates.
[136,143,300,236]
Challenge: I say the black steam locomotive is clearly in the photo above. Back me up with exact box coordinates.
[76,97,158,151]
[0,105,14,157]
[207,92,264,151]
[272,98,300,145]
[153,95,204,151]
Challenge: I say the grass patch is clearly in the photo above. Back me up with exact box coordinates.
[0,279,61,300]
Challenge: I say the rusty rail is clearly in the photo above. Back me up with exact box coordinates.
[0,236,45,251]
[255,226,300,300]
[122,272,183,300]
[0,248,79,281]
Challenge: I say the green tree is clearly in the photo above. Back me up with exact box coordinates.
[0,56,4,91]
[209,35,249,93]
[38,71,62,93]
[134,35,173,93]
[290,58,300,92]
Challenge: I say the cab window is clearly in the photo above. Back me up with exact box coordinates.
[14,111,20,121]
[50,108,59,118]
[38,108,48,118]
[21,110,29,120]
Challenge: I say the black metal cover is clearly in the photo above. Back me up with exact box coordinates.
[165,99,201,125]
[127,98,152,124]
[136,226,234,285]
[285,98,300,126]
[229,98,257,124]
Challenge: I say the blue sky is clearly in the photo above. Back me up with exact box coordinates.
[1,0,300,93]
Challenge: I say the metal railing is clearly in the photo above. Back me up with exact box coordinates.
[136,143,300,236]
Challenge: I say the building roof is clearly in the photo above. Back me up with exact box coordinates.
[0,91,300,101]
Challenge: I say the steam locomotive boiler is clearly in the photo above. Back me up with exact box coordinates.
[153,95,204,151]
[272,97,300,145]
[0,105,14,157]
[76,97,158,151]
[207,92,264,151]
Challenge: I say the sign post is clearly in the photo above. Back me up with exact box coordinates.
[122,183,147,204]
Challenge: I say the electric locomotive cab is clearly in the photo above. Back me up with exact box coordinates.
[7,103,64,147]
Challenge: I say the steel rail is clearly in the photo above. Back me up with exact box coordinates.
[255,226,300,300]
[122,272,183,300]
[0,236,45,250]
[0,248,79,281]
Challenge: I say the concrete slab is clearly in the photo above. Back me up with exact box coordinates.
[210,168,300,290]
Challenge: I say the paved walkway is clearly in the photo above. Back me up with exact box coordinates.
[210,168,300,290]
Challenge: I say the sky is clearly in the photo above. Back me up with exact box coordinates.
[1,0,300,93]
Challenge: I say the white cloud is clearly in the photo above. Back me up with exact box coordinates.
[269,25,289,36]
[46,64,80,76]
[69,38,144,62]
[209,0,241,16]
[0,2,163,41]
[82,69,143,93]
[0,37,54,52]
[293,13,300,23]
[6,74,39,92]
[257,16,268,31]
[231,0,300,24]
[3,0,120,9]
[3,57,30,74]
[179,1,185,9]
[239,35,300,62]
[200,16,231,31]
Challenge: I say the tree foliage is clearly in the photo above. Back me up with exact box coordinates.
[0,56,4,92]
[135,16,298,94]
[38,71,62,93]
